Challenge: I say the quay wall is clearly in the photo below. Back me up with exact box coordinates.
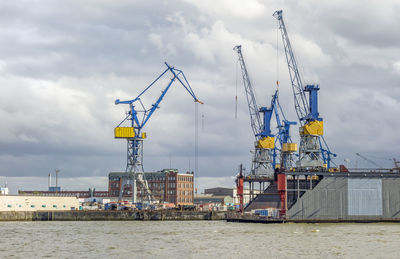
[0,210,226,221]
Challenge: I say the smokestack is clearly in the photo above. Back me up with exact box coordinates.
[55,169,60,190]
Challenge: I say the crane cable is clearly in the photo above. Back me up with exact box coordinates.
[276,18,280,90]
[235,58,239,120]
[194,101,199,194]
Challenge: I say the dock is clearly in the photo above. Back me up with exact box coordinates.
[0,210,226,221]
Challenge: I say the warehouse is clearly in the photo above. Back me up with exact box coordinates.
[0,195,79,211]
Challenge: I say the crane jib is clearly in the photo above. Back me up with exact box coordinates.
[273,10,309,125]
[234,45,263,137]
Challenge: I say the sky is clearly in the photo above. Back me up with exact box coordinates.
[1,0,400,193]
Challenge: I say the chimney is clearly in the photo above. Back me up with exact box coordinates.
[55,169,60,189]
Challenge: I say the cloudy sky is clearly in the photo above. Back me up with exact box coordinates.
[1,0,400,193]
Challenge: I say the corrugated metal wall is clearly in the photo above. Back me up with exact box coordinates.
[348,179,382,216]
[287,176,400,220]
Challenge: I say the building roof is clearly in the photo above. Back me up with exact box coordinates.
[204,187,234,197]
[109,169,193,178]
[194,195,229,204]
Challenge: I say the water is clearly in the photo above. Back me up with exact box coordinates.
[0,221,399,258]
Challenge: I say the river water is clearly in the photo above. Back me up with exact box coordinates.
[0,221,399,258]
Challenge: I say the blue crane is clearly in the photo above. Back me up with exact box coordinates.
[273,10,336,170]
[270,89,297,169]
[234,45,276,177]
[234,45,297,175]
[115,62,202,202]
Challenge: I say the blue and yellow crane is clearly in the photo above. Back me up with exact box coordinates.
[273,10,336,170]
[234,45,275,177]
[270,89,298,169]
[114,62,202,202]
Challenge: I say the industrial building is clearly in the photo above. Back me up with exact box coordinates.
[0,195,79,211]
[109,169,194,205]
[204,187,234,197]
[242,171,400,221]
[195,187,235,207]
[194,194,233,207]
[203,187,258,206]
[19,189,109,198]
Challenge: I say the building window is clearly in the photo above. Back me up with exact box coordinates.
[7,205,11,208]
[42,205,46,208]
[31,205,35,208]
[53,205,57,208]
[63,205,66,208]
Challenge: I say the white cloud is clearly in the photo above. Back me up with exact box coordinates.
[184,0,266,19]
[394,61,400,73]
[148,33,163,50]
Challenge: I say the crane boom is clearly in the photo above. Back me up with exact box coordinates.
[273,10,309,126]
[234,45,263,138]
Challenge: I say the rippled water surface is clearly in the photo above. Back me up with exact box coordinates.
[1,221,399,258]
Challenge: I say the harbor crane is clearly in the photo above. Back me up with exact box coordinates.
[234,45,296,176]
[234,45,276,177]
[393,158,400,169]
[355,153,383,168]
[355,153,400,170]
[115,62,202,203]
[271,89,297,169]
[273,10,336,170]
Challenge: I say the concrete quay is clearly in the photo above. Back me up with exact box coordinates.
[0,210,226,221]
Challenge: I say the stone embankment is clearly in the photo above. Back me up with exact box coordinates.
[0,210,226,221]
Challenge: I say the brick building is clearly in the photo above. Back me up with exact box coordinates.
[108,169,194,205]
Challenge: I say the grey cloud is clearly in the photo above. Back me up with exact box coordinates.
[0,0,399,189]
